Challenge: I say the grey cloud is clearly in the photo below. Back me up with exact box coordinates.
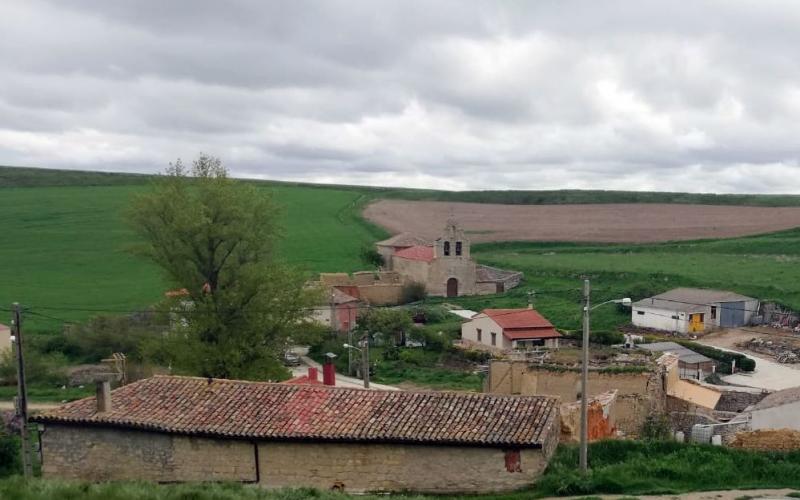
[1,0,800,192]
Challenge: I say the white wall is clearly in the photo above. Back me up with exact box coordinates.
[750,400,800,431]
[632,306,689,334]
[461,315,507,349]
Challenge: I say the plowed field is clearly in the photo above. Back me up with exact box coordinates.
[364,200,800,243]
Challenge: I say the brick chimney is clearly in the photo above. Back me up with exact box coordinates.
[95,374,114,413]
[322,352,337,386]
[307,366,319,382]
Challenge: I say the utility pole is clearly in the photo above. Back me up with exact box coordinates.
[360,333,370,389]
[580,279,590,473]
[12,303,33,478]
[347,329,354,376]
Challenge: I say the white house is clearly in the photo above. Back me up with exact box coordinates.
[632,288,759,334]
[461,308,561,350]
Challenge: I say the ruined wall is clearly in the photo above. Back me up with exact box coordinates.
[391,258,430,287]
[487,361,663,436]
[357,284,404,305]
[730,429,800,451]
[40,424,256,482]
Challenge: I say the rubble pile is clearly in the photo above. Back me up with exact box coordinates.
[730,429,800,451]
[740,338,800,364]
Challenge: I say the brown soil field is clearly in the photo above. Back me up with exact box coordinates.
[364,200,800,243]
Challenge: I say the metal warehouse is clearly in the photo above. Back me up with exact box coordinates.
[632,288,759,334]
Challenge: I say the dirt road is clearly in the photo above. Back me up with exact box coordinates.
[364,200,800,243]
[699,329,800,390]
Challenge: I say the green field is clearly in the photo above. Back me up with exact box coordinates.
[2,165,800,331]
[0,181,385,325]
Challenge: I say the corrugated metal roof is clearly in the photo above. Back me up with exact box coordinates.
[33,376,559,448]
[639,342,713,364]
[633,287,756,313]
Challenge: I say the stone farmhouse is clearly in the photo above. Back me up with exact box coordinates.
[632,288,759,334]
[462,308,562,350]
[376,218,522,297]
[34,375,560,494]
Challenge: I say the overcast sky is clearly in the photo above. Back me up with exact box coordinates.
[2,1,799,192]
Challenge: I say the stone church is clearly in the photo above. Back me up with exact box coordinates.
[375,219,522,297]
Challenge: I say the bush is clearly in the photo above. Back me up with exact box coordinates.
[359,246,384,268]
[0,348,69,386]
[565,329,624,346]
[398,349,428,366]
[640,414,672,441]
[401,282,427,304]
[0,432,20,478]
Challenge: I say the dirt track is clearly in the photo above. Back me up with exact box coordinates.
[364,200,800,243]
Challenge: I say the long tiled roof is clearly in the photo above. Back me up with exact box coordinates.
[33,376,558,448]
[484,309,554,329]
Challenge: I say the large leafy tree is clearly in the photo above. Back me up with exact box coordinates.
[129,154,318,380]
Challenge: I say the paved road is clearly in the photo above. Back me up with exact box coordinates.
[697,341,800,391]
[291,356,400,391]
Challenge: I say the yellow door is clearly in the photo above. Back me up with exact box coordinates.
[690,313,703,333]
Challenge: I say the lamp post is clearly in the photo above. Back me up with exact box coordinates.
[343,334,370,389]
[579,279,631,473]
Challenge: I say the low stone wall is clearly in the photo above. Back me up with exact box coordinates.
[259,442,553,494]
[40,424,559,494]
[40,424,256,482]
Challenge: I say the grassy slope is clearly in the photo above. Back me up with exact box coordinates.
[2,164,800,330]
[0,182,385,325]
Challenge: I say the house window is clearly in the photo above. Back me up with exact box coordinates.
[711,306,717,320]
[443,241,451,256]
[477,328,482,342]
[671,315,679,320]
[455,241,462,256]
[491,332,497,346]
[637,311,645,315]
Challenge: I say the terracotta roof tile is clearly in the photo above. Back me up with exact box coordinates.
[376,233,432,248]
[483,308,554,329]
[33,376,558,448]
[394,245,435,262]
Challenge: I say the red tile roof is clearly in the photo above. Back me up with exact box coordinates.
[33,376,558,448]
[283,374,324,385]
[482,309,561,340]
[376,233,432,248]
[393,245,435,262]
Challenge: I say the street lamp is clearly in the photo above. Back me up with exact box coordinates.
[343,335,370,389]
[580,279,631,473]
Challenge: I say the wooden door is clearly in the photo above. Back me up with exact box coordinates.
[446,278,458,297]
